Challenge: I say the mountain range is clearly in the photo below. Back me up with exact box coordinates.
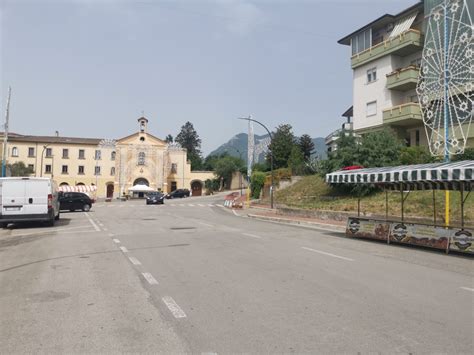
[208,133,326,163]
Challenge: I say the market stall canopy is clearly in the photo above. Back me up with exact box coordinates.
[326,160,474,191]
[128,184,155,192]
[58,185,97,192]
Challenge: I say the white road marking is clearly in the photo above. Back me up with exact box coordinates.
[108,233,115,237]
[242,232,262,239]
[188,204,195,207]
[113,238,121,243]
[302,247,354,261]
[119,246,129,253]
[208,204,214,207]
[128,256,142,265]
[98,222,104,227]
[84,212,101,231]
[198,204,205,207]
[460,287,474,292]
[232,210,239,216]
[162,296,187,318]
[142,272,159,285]
[103,227,108,231]
[217,204,225,208]
[199,222,213,227]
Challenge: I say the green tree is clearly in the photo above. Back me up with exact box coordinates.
[203,152,229,171]
[7,161,34,176]
[357,130,403,167]
[324,131,360,172]
[400,146,436,165]
[267,124,296,169]
[214,156,244,189]
[298,134,315,161]
[288,145,305,175]
[175,121,203,170]
[165,134,173,143]
[452,147,474,161]
[252,162,270,172]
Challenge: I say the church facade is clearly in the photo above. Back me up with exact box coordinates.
[0,117,214,198]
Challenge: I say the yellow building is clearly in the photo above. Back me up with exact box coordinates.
[0,117,214,198]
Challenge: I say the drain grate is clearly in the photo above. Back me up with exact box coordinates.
[170,227,196,230]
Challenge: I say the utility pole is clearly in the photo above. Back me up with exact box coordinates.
[2,87,12,177]
[238,116,274,209]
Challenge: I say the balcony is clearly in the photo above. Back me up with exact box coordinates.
[383,103,422,126]
[351,30,423,69]
[386,66,420,91]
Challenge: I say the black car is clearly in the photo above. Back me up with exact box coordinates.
[146,192,165,205]
[165,189,190,199]
[59,192,93,212]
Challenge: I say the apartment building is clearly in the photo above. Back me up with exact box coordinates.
[338,1,426,147]
[338,0,473,152]
[0,117,214,198]
[325,106,357,153]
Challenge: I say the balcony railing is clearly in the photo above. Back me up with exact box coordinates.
[386,65,420,91]
[351,29,423,69]
[383,102,422,126]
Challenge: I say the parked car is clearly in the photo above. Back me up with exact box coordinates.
[0,177,60,227]
[146,192,165,205]
[165,189,190,199]
[59,192,93,212]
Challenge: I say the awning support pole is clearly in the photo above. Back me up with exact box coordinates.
[385,189,388,221]
[400,184,410,224]
[357,196,360,217]
[433,190,437,227]
[460,184,471,230]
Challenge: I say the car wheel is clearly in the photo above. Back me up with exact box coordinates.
[82,204,91,212]
[55,212,60,221]
[47,218,55,227]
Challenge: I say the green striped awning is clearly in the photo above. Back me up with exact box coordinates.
[325,160,474,191]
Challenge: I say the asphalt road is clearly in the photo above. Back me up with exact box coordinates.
[0,195,473,353]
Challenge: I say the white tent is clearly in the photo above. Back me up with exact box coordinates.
[128,184,155,192]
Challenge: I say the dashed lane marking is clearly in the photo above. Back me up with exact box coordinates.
[119,246,129,253]
[198,222,213,227]
[242,232,262,239]
[302,247,354,262]
[460,287,474,292]
[208,204,214,207]
[113,238,121,243]
[84,212,101,231]
[108,233,115,237]
[142,272,159,285]
[188,204,195,207]
[232,210,239,216]
[128,256,142,265]
[162,296,187,318]
[198,204,205,207]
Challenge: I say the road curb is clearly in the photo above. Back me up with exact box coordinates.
[246,213,346,233]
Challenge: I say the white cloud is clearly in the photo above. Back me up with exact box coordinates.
[214,0,265,36]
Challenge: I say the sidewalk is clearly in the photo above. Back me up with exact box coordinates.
[244,204,346,233]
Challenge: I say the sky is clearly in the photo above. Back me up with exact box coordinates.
[1,0,417,155]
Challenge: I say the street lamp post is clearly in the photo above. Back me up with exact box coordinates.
[238,116,274,209]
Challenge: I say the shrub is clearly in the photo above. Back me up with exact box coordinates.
[251,171,266,199]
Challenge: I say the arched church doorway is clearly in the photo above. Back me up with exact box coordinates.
[191,180,203,197]
[106,183,114,199]
[133,178,149,186]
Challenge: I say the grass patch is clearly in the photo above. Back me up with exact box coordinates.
[273,175,474,226]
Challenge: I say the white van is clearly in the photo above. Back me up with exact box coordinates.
[0,177,60,227]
